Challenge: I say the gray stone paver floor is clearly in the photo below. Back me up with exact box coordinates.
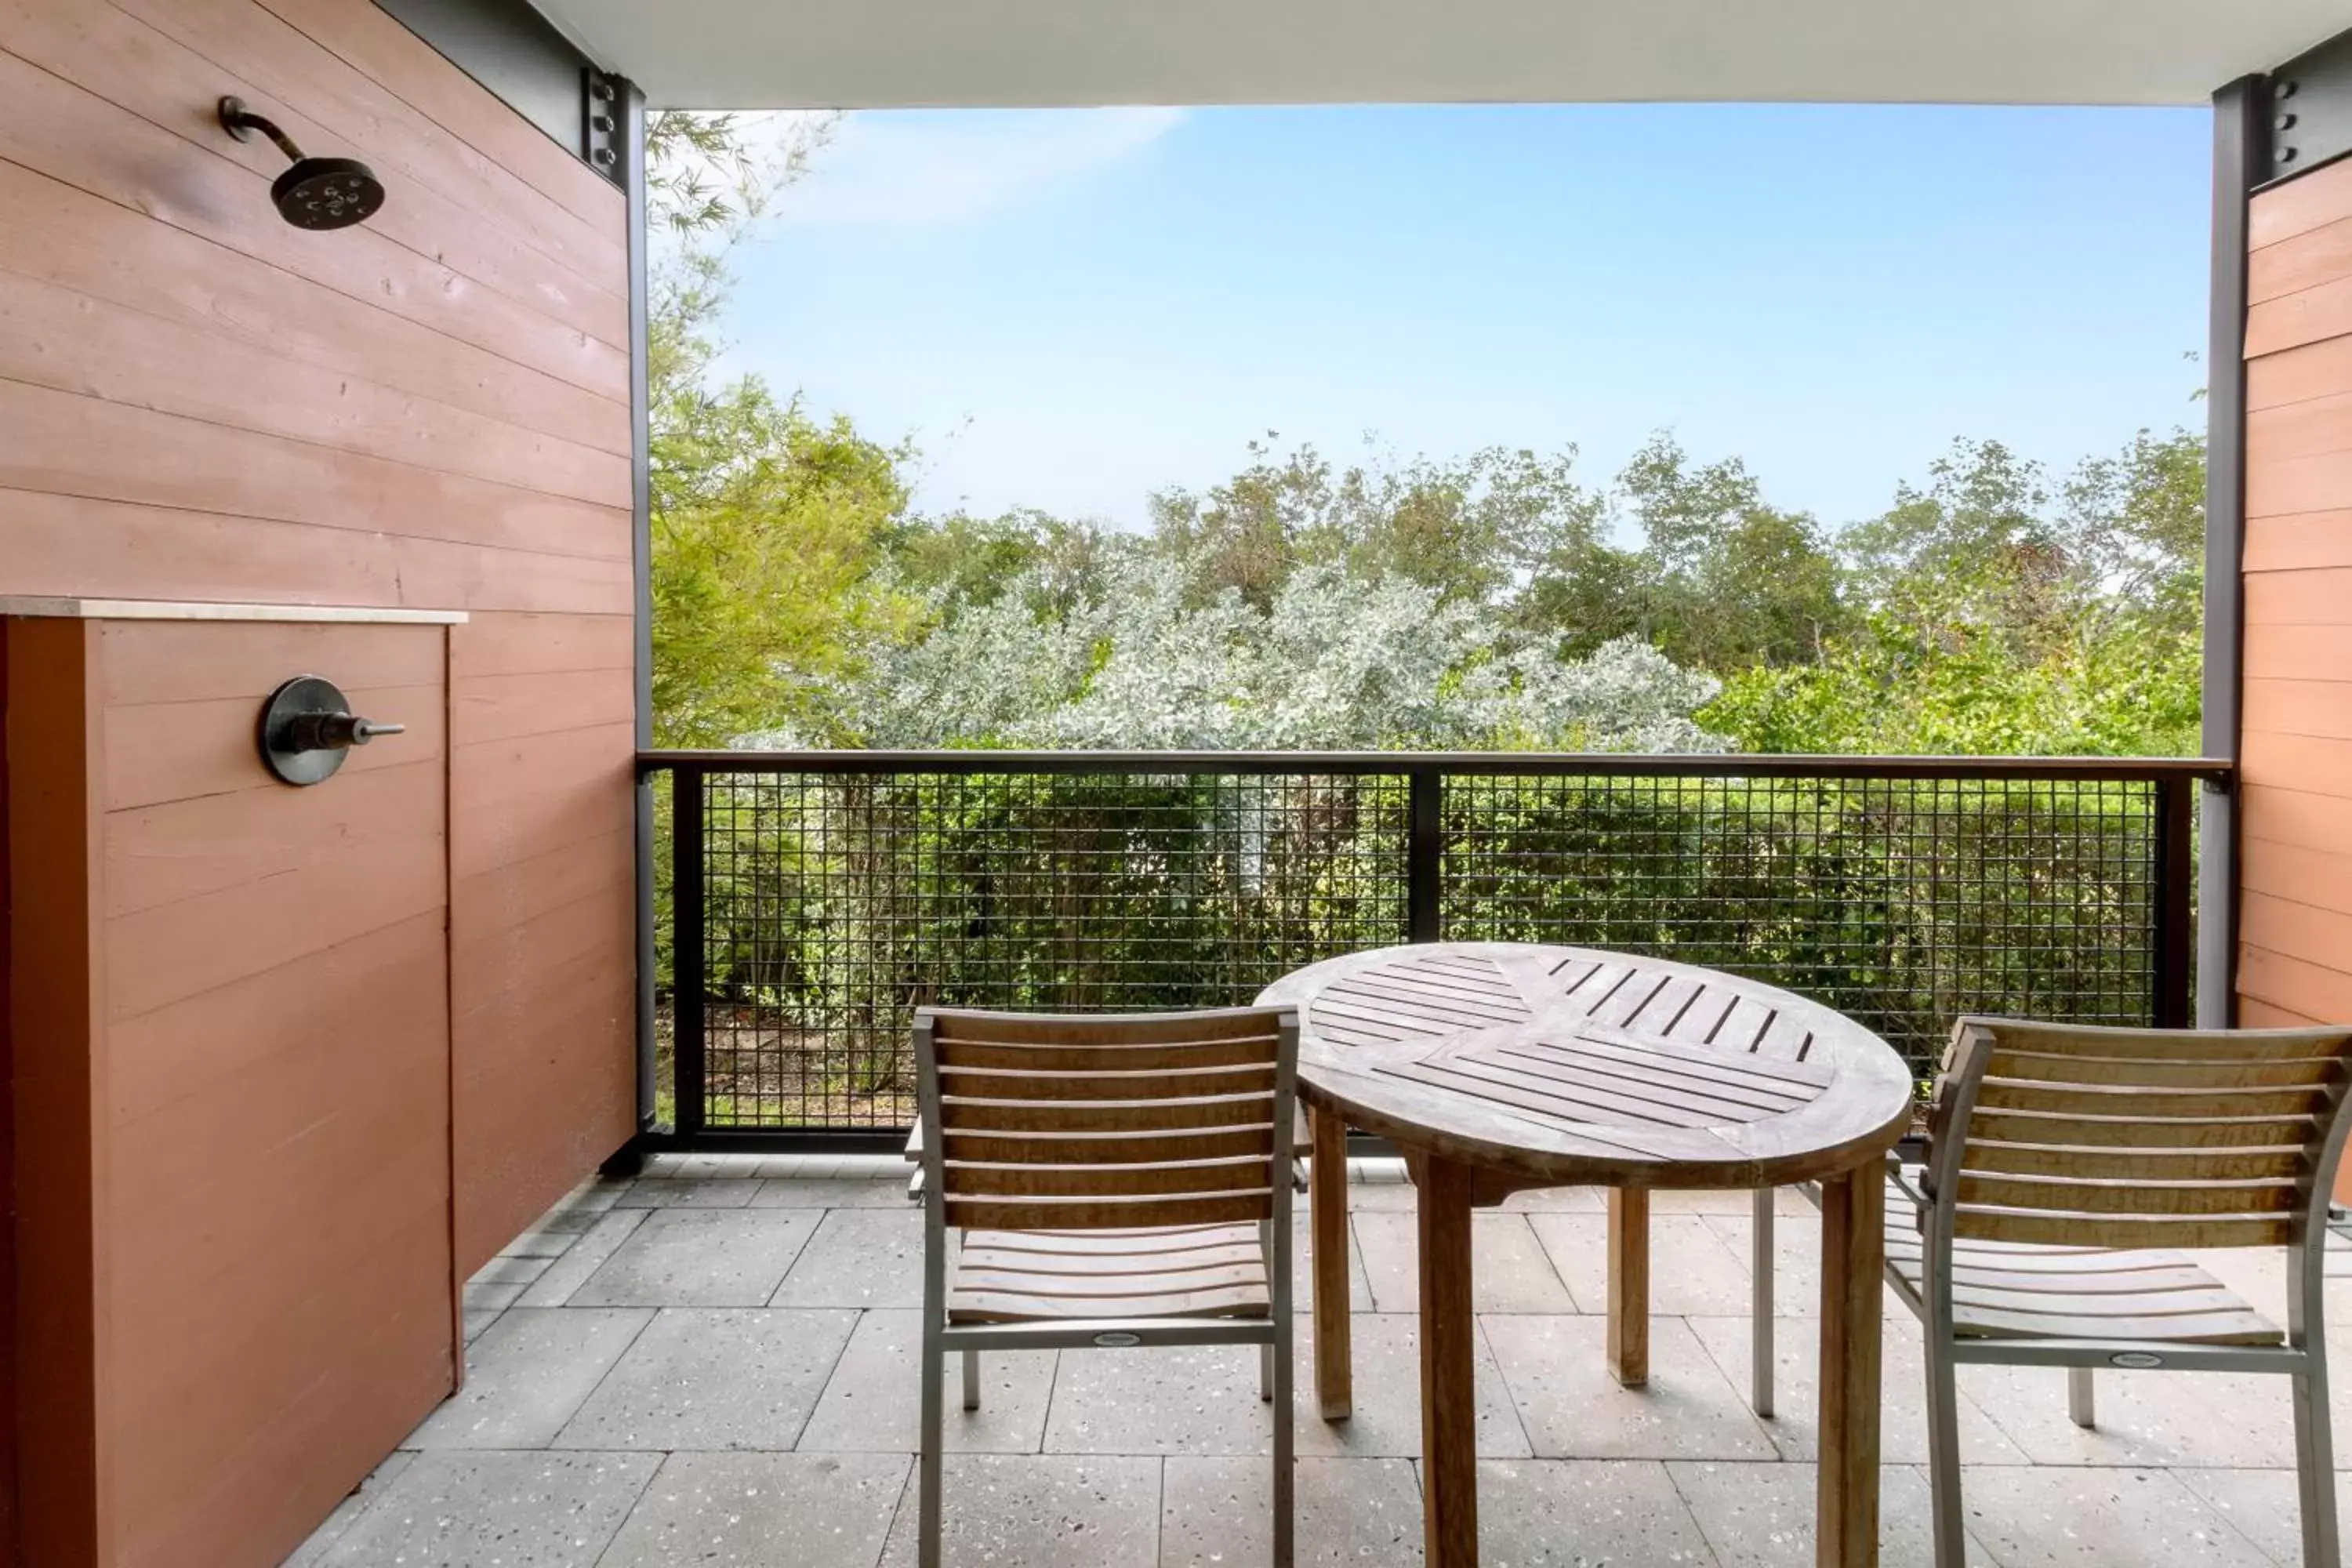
[287,1155,2352,1566]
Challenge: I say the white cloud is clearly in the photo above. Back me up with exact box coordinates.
[775,107,1185,227]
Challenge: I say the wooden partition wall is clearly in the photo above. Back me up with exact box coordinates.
[2238,154,2352,1034]
[0,0,637,1562]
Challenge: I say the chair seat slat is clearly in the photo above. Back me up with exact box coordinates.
[1944,1301,2281,1345]
[1951,1280,2255,1315]
[969,1223,1243,1250]
[949,1284,1272,1322]
[959,1243,1265,1280]
[1940,1263,2230,1297]
[956,1255,1263,1292]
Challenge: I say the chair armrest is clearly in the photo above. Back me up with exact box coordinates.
[1290,1157,1309,1194]
[1885,1155,1931,1210]
[907,1167,924,1202]
[904,1123,924,1202]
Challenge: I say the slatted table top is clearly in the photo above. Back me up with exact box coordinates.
[1258,942,1914,1189]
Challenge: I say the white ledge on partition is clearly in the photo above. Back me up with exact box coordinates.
[0,597,469,624]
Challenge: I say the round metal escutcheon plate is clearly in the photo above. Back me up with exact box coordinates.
[258,674,352,786]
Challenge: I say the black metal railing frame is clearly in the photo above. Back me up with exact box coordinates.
[640,750,2227,1151]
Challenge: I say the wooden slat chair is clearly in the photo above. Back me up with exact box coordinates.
[913,1005,1299,1568]
[1880,1016,2352,1568]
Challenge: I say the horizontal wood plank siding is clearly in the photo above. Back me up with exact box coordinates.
[2241,161,2352,1167]
[0,1,636,1561]
[89,620,453,1568]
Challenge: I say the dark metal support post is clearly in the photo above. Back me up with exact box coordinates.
[2154,775,2196,1030]
[625,78,657,1152]
[673,764,708,1142]
[612,73,659,1175]
[1408,768,1443,942]
[2198,76,2267,1029]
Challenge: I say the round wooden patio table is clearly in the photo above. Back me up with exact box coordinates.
[1259,942,1914,1568]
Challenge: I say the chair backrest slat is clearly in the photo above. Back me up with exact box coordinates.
[1926,1017,2352,1252]
[1954,1172,2300,1216]
[1959,1139,2307,1181]
[946,1153,1276,1199]
[918,1005,1298,1233]
[1969,1078,2330,1120]
[1967,1108,2318,1149]
[942,1091,1275,1134]
[1984,1048,2343,1089]
[1944,1210,2295,1249]
[937,1062,1277,1102]
[937,1032,1285,1073]
[942,1125,1276,1166]
[943,1192,1277,1232]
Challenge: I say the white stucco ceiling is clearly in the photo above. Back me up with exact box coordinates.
[530,0,2343,110]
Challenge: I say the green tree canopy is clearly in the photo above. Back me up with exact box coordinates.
[645,112,916,748]
[1705,430,2203,756]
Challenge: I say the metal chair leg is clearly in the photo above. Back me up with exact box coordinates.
[1923,1329,1966,1568]
[2067,1365,2094,1429]
[1260,1218,1276,1403]
[1272,1324,1295,1568]
[2295,1354,2339,1568]
[920,1327,946,1568]
[1751,1185,1774,1419]
[963,1348,982,1412]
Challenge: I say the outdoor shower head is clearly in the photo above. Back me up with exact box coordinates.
[217,96,385,230]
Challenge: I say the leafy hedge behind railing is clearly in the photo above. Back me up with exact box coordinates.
[648,756,2201,1133]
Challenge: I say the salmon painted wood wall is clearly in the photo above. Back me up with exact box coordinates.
[2239,155,2352,1047]
[2238,151,2352,1210]
[0,0,637,1559]
[8,615,459,1568]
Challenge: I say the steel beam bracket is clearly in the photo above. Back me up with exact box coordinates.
[2267,31,2352,186]
[583,67,628,185]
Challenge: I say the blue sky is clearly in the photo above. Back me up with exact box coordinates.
[718,103,2211,535]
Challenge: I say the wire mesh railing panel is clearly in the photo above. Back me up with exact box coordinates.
[691,769,1409,1131]
[655,754,2204,1137]
[1441,774,2161,1067]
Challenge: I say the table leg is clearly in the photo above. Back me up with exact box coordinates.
[1607,1187,1650,1387]
[1815,1164,1885,1568]
[1417,1153,1479,1568]
[1309,1103,1353,1421]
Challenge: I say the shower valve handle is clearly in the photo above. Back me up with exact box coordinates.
[259,674,405,786]
[284,710,405,752]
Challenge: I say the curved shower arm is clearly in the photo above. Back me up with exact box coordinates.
[217,96,307,165]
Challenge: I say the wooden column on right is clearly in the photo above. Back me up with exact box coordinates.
[2236,151,2352,1202]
